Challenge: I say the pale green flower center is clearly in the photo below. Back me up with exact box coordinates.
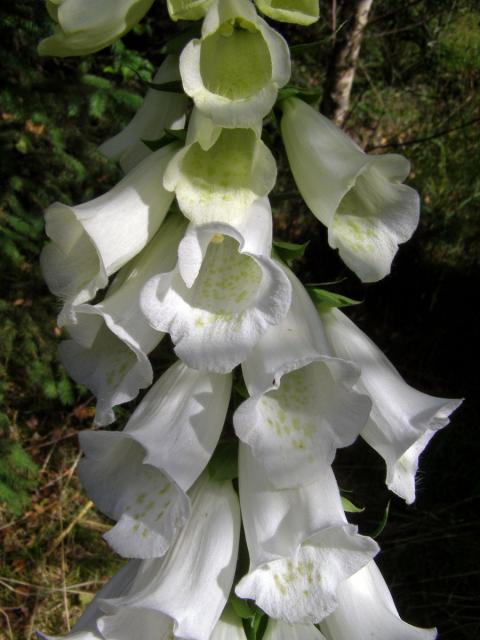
[200,18,272,99]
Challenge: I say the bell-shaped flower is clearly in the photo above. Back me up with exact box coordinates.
[167,0,214,21]
[99,56,187,173]
[38,0,155,57]
[41,143,179,308]
[235,264,371,489]
[59,214,187,426]
[164,108,276,226]
[97,475,240,640]
[141,199,292,372]
[320,561,437,640]
[235,444,379,624]
[281,97,420,282]
[77,360,232,558]
[38,476,240,640]
[321,307,462,503]
[255,0,319,25]
[264,619,326,640]
[179,0,291,127]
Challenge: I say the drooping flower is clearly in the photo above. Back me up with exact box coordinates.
[77,360,232,558]
[99,56,188,173]
[164,108,276,226]
[167,0,214,21]
[255,0,319,25]
[235,444,379,624]
[321,307,462,503]
[38,0,155,57]
[38,475,241,640]
[281,97,420,282]
[320,561,437,640]
[179,0,291,127]
[41,143,179,308]
[59,214,187,426]
[234,264,371,489]
[264,619,326,640]
[141,199,292,372]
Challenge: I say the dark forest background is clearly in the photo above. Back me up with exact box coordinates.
[0,1,479,638]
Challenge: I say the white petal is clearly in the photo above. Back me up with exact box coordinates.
[78,430,190,559]
[235,445,379,624]
[210,607,248,640]
[179,0,290,127]
[59,215,187,425]
[167,0,214,20]
[281,97,419,282]
[41,144,178,306]
[125,360,232,491]
[255,0,320,25]
[141,204,292,373]
[163,124,276,226]
[236,264,370,488]
[99,476,241,640]
[320,561,437,640]
[322,308,463,503]
[264,619,326,640]
[38,0,155,57]
[99,56,187,173]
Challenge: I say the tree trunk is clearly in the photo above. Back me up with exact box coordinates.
[321,0,374,126]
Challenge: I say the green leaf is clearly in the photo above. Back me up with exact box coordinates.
[273,239,309,263]
[277,85,321,105]
[231,595,255,619]
[306,286,362,313]
[341,495,365,513]
[141,128,186,151]
[208,441,238,482]
[160,24,202,55]
[372,500,391,539]
[145,80,184,93]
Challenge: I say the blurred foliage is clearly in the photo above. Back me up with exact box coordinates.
[0,0,479,638]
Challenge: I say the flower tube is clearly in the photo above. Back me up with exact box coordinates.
[167,0,214,21]
[320,561,437,640]
[235,264,371,489]
[38,476,240,640]
[59,214,187,426]
[141,199,291,372]
[321,307,462,503]
[235,444,379,624]
[281,97,420,282]
[164,109,276,227]
[38,0,155,57]
[255,0,319,25]
[264,619,326,640]
[41,143,179,307]
[99,56,188,173]
[180,0,290,127]
[77,361,232,558]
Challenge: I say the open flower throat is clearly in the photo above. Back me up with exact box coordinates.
[37,1,461,639]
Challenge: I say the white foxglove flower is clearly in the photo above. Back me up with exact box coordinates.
[255,0,319,25]
[98,476,240,640]
[180,0,291,127]
[320,561,437,640]
[322,307,462,503]
[167,0,214,20]
[264,619,326,640]
[59,214,187,426]
[38,0,155,57]
[141,199,292,372]
[99,56,187,173]
[235,444,379,624]
[211,607,248,640]
[235,265,371,488]
[77,361,232,558]
[41,144,178,307]
[281,97,420,282]
[164,108,276,226]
